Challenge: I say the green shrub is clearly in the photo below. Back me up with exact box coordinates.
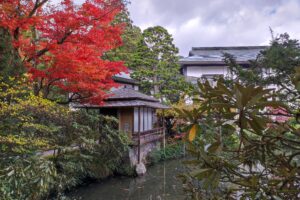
[147,141,185,164]
[0,157,57,200]
[177,79,300,199]
[0,77,130,199]
[114,159,136,177]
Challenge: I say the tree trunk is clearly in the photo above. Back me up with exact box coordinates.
[42,85,49,99]
[33,81,40,96]
[153,77,159,95]
[153,65,159,96]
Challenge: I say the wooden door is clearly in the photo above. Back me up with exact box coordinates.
[119,108,133,137]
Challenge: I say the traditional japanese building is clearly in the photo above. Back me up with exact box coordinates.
[75,72,169,169]
[179,46,267,84]
[180,46,287,122]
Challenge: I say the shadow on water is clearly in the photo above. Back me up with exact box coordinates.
[70,159,186,200]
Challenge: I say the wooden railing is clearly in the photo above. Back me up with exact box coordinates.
[132,127,164,146]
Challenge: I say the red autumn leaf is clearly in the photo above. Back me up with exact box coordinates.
[0,0,127,104]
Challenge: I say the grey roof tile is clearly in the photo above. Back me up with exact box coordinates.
[107,88,159,102]
[113,72,138,85]
[74,88,169,109]
[100,100,169,109]
[180,46,267,64]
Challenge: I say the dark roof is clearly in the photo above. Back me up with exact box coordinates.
[113,72,139,85]
[108,88,158,102]
[82,100,169,109]
[180,46,267,65]
[113,76,138,85]
[74,88,169,109]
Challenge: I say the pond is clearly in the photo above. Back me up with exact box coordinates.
[70,159,186,200]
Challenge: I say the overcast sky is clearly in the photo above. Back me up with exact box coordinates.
[127,0,300,56]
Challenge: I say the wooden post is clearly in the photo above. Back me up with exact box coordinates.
[138,107,141,163]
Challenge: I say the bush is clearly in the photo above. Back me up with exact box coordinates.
[0,77,130,199]
[147,141,185,164]
[0,157,57,200]
[177,79,300,199]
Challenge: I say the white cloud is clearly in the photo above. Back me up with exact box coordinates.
[128,0,300,56]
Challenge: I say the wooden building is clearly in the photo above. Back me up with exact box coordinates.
[76,72,169,166]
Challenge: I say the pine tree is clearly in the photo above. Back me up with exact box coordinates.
[132,26,191,103]
[105,9,143,69]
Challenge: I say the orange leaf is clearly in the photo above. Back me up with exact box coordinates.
[189,124,197,141]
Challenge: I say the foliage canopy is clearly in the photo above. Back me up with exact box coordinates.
[0,0,127,104]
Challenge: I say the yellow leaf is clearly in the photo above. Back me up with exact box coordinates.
[189,124,197,141]
[230,108,237,113]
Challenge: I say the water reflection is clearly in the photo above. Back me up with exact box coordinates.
[70,159,186,200]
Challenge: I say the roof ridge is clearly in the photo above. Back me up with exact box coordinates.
[108,88,159,102]
[191,46,268,51]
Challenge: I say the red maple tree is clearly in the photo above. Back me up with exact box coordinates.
[0,0,127,104]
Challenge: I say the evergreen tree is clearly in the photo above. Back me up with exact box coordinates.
[132,26,191,103]
[105,9,143,69]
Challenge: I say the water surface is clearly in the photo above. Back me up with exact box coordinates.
[70,159,186,200]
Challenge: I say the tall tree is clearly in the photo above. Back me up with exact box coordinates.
[0,0,127,104]
[132,26,191,103]
[105,9,143,69]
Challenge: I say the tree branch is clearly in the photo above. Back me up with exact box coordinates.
[29,0,49,17]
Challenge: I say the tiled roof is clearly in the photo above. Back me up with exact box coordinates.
[104,88,169,108]
[113,71,138,85]
[74,88,169,109]
[113,72,138,85]
[99,99,169,109]
[180,46,267,65]
[113,76,138,85]
[108,88,159,102]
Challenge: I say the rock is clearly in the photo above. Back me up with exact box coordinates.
[135,163,147,176]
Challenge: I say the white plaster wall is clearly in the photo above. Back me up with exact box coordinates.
[185,66,279,91]
[186,66,229,78]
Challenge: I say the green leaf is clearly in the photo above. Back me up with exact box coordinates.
[247,118,263,134]
[7,170,15,177]
[217,81,233,96]
[190,168,213,180]
[182,159,201,165]
[207,141,222,154]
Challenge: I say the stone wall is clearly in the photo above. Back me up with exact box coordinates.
[129,141,161,167]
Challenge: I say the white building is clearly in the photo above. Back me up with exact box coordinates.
[179,46,267,84]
